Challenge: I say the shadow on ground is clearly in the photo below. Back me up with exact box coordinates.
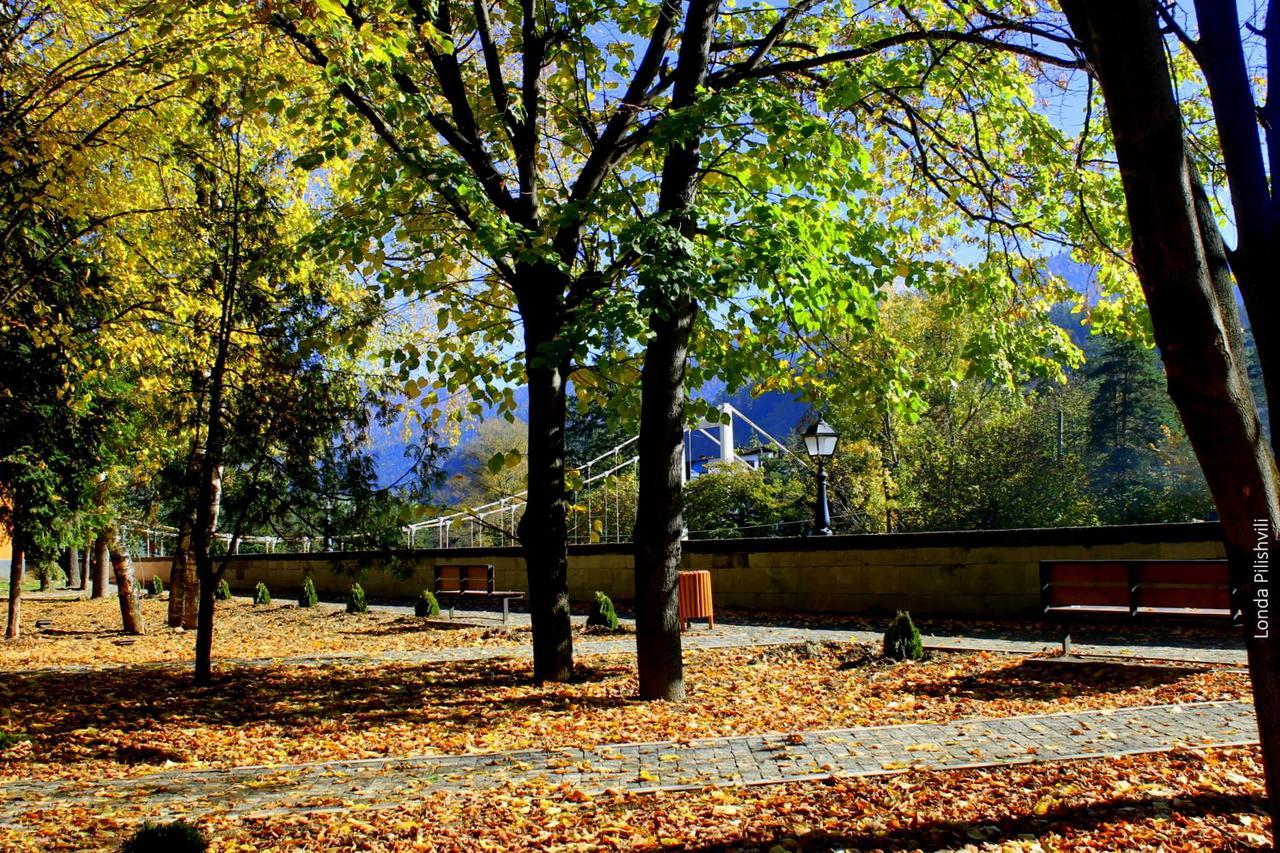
[0,657,627,772]
[677,789,1264,852]
[919,657,1204,701]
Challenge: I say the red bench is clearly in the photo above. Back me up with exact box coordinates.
[1040,559,1239,654]
[433,564,524,624]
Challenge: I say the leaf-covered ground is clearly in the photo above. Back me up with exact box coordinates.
[0,598,1265,848]
[0,596,540,669]
[0,637,1249,783]
[0,747,1268,850]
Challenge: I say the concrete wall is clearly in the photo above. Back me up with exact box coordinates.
[132,522,1226,617]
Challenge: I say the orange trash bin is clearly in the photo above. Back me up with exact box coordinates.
[677,570,714,630]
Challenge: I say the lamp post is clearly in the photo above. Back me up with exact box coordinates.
[802,418,839,536]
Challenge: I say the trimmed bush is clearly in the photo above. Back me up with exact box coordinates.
[253,581,271,606]
[298,577,318,608]
[415,589,441,618]
[122,820,208,853]
[148,576,163,597]
[346,582,368,614]
[586,591,620,630]
[214,579,232,601]
[35,560,65,590]
[882,610,924,661]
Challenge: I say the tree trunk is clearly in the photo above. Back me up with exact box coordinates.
[634,293,696,701]
[1059,0,1280,833]
[171,370,213,629]
[105,525,144,634]
[64,546,80,590]
[169,497,211,630]
[515,280,575,684]
[194,298,233,683]
[167,519,191,629]
[78,547,89,591]
[90,531,109,598]
[632,0,719,701]
[1188,0,1280,424]
[194,571,217,683]
[5,531,23,640]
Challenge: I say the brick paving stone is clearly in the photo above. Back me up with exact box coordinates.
[0,700,1257,828]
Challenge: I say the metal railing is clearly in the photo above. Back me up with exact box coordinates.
[129,403,794,556]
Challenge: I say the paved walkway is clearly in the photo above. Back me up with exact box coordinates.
[6,594,1245,678]
[0,701,1256,825]
[355,600,1246,665]
[5,623,1246,679]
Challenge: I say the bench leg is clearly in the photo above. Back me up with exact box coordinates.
[502,598,509,625]
[1062,627,1072,656]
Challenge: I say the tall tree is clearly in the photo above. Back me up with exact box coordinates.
[624,0,1093,698]
[254,0,1078,685]
[1,0,227,635]
[1056,0,1280,834]
[4,527,23,640]
[174,101,380,682]
[104,524,143,634]
[633,0,719,701]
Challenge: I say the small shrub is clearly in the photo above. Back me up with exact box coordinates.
[0,731,30,751]
[882,610,924,661]
[415,589,440,618]
[346,582,368,613]
[215,579,232,601]
[253,581,271,606]
[148,576,163,597]
[121,820,208,853]
[298,577,318,608]
[586,591,620,630]
[35,560,65,590]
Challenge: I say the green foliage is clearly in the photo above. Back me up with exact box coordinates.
[683,462,806,539]
[148,576,163,597]
[1084,336,1213,524]
[446,418,527,507]
[565,396,634,466]
[818,294,1211,533]
[882,611,924,662]
[298,577,318,608]
[252,582,270,606]
[346,582,367,614]
[33,559,65,591]
[121,820,209,853]
[215,579,232,601]
[414,589,440,618]
[0,731,31,751]
[586,591,620,631]
[572,469,639,544]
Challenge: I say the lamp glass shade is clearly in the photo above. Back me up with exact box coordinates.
[802,419,839,458]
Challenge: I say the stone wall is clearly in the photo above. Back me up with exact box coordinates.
[132,522,1226,617]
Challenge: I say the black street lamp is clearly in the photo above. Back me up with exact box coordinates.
[802,418,840,535]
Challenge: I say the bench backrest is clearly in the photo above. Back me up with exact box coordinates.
[1132,561,1233,611]
[434,564,495,594]
[1040,561,1131,609]
[1040,559,1236,618]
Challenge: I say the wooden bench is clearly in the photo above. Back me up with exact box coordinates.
[1040,559,1239,654]
[433,564,524,624]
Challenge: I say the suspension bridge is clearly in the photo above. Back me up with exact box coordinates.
[127,403,800,557]
[404,402,801,548]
